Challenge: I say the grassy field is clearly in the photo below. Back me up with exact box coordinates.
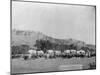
[11,57,96,74]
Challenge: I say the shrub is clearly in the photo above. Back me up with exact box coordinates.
[89,62,96,69]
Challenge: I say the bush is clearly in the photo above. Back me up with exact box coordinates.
[12,54,21,59]
[89,62,96,69]
[11,44,30,56]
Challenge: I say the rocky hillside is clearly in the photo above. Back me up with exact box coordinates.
[11,29,95,50]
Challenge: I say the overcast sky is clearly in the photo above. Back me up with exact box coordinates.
[12,1,95,45]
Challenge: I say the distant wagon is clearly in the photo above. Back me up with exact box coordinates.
[37,50,44,58]
[62,50,72,58]
[70,49,77,57]
[28,49,37,58]
[45,50,55,58]
[76,49,85,57]
[54,50,61,57]
[64,50,71,54]
[23,49,37,60]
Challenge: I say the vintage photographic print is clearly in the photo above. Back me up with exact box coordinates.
[11,0,96,74]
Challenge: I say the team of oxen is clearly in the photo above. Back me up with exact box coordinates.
[23,49,96,60]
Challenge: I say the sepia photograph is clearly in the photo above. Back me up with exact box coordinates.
[11,0,96,74]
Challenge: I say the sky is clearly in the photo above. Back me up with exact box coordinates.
[12,1,96,45]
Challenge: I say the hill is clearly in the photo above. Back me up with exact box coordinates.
[11,29,95,50]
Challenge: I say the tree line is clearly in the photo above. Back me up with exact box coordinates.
[11,39,95,55]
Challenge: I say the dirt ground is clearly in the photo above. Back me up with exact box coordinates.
[11,57,96,74]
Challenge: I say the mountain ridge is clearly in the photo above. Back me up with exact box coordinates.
[11,29,95,50]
